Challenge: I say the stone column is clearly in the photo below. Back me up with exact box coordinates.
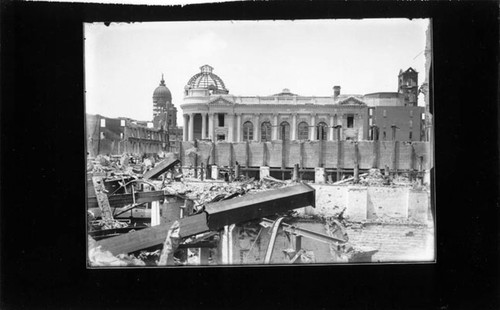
[208,113,214,141]
[254,113,260,142]
[201,113,207,139]
[188,113,194,141]
[183,114,188,141]
[291,113,297,141]
[260,166,270,179]
[236,113,242,142]
[227,113,235,142]
[310,114,316,140]
[329,115,335,141]
[272,113,278,140]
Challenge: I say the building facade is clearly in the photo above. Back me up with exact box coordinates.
[180,65,425,143]
[86,74,185,156]
[86,114,170,156]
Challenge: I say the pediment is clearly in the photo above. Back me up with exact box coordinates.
[338,96,366,105]
[208,96,235,105]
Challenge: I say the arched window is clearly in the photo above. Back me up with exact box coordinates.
[279,121,290,141]
[242,121,253,141]
[261,122,272,142]
[298,122,309,140]
[317,122,328,140]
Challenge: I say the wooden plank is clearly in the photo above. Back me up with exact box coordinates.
[245,140,250,168]
[211,142,216,165]
[96,212,209,256]
[392,140,398,171]
[229,142,234,167]
[318,140,323,167]
[262,142,267,166]
[299,141,304,169]
[373,140,379,168]
[143,156,180,180]
[92,177,114,221]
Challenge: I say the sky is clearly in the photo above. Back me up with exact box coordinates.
[85,18,429,123]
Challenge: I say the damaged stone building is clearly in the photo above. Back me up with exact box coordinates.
[86,75,182,156]
[181,65,425,143]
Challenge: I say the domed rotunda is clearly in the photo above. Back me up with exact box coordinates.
[184,65,229,96]
[153,74,172,116]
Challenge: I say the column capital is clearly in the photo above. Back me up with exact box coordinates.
[201,112,207,116]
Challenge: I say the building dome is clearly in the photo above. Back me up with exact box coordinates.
[186,65,229,94]
[153,74,172,104]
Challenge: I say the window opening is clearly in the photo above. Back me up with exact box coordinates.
[261,122,272,142]
[243,121,254,141]
[298,122,309,140]
[317,122,328,140]
[280,121,290,141]
[218,114,225,127]
[347,116,354,128]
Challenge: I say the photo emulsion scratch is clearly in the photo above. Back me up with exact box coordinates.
[85,19,434,267]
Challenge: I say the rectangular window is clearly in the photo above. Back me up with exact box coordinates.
[409,110,413,117]
[347,115,354,128]
[120,133,123,139]
[369,108,373,116]
[409,120,413,128]
[409,131,413,140]
[369,118,373,126]
[421,113,425,120]
[100,119,106,127]
[100,132,105,140]
[120,119,125,126]
[218,114,225,127]
[383,110,387,117]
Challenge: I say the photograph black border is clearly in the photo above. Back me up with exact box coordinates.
[1,1,499,309]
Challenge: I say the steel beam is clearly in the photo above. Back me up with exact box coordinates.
[205,183,315,230]
[87,190,180,209]
[95,212,209,256]
[260,218,347,244]
[143,157,180,180]
[264,217,285,264]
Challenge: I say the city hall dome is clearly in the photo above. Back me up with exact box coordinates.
[186,65,229,94]
[153,75,172,104]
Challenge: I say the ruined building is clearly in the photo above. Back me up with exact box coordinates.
[86,75,182,156]
[180,65,426,143]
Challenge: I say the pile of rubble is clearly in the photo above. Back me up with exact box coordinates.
[332,168,426,189]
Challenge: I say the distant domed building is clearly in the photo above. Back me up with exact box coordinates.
[152,74,178,130]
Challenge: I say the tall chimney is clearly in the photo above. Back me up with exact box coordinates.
[333,86,341,100]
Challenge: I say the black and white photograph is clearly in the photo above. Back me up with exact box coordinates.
[85,18,434,267]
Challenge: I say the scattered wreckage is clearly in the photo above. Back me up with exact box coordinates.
[87,153,378,266]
